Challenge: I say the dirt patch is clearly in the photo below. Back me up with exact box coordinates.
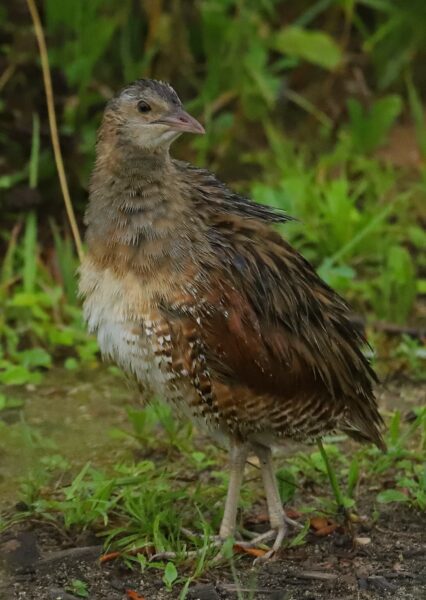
[1,501,425,600]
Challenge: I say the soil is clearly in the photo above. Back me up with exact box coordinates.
[0,375,425,600]
[0,502,425,600]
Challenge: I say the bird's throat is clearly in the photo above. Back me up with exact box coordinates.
[84,143,194,278]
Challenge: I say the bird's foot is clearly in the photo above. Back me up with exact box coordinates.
[283,512,304,529]
[242,512,303,540]
[237,510,303,561]
[256,525,286,561]
[235,524,287,561]
[150,515,299,563]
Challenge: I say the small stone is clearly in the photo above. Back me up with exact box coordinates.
[354,536,371,546]
[37,545,103,569]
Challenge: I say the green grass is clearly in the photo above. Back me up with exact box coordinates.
[65,579,89,599]
[0,212,96,386]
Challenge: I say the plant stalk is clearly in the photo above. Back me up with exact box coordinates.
[317,439,345,509]
[25,0,84,263]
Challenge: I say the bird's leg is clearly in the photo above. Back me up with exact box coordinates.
[151,443,249,563]
[219,442,249,539]
[250,443,287,557]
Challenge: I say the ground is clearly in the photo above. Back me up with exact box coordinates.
[1,503,425,599]
[0,371,425,600]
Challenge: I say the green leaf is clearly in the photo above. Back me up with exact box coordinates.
[406,74,426,158]
[221,536,235,559]
[0,394,24,410]
[389,411,401,446]
[65,579,89,598]
[0,365,42,386]
[162,562,178,590]
[415,490,426,510]
[376,489,409,504]
[347,95,402,153]
[0,168,28,189]
[397,478,418,490]
[48,328,76,346]
[9,292,52,308]
[347,459,360,497]
[77,340,99,361]
[287,520,310,547]
[191,451,207,464]
[382,246,417,323]
[19,348,52,369]
[50,220,78,305]
[64,357,78,370]
[273,27,343,70]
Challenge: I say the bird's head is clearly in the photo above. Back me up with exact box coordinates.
[104,79,205,152]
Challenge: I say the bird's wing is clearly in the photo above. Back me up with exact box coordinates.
[174,160,294,224]
[161,213,384,448]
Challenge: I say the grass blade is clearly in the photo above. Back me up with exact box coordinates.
[29,112,40,189]
[23,212,38,294]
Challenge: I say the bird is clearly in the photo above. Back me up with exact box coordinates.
[79,79,385,557]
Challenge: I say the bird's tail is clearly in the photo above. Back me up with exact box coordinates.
[341,401,386,452]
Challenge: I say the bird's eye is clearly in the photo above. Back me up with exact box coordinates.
[137,101,151,113]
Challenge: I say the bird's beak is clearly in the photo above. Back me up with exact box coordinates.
[154,109,205,135]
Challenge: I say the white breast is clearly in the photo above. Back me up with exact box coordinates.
[79,263,175,398]
[78,261,226,441]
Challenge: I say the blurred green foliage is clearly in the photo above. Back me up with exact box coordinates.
[0,0,425,383]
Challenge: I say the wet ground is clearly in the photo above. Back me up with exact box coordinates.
[0,370,425,599]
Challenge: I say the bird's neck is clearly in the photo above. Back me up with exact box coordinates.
[84,135,197,275]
